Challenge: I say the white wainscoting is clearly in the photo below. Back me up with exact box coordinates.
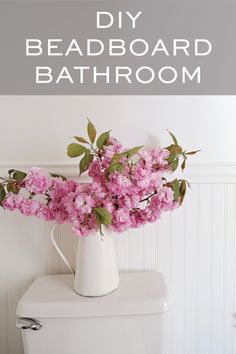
[0,162,236,354]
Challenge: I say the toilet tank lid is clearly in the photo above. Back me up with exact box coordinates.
[16,272,169,319]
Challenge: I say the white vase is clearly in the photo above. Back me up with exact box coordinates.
[74,229,120,297]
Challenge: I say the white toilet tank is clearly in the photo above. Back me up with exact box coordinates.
[16,272,169,354]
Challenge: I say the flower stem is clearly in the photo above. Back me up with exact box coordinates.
[140,191,157,203]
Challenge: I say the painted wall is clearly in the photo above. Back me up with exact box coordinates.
[0,96,236,354]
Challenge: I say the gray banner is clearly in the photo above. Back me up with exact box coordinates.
[0,1,235,94]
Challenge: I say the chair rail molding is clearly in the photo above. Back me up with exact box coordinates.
[1,161,236,183]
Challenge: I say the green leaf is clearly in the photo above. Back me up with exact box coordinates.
[166,154,176,163]
[8,169,15,175]
[172,179,180,201]
[96,131,111,149]
[108,154,123,173]
[181,158,186,171]
[121,145,143,158]
[185,150,201,155]
[111,154,121,163]
[50,173,67,181]
[168,130,178,145]
[94,210,103,236]
[7,169,26,181]
[7,181,17,194]
[171,158,179,172]
[67,143,88,158]
[79,152,94,175]
[0,185,6,205]
[109,163,124,173]
[179,180,187,204]
[74,136,89,144]
[87,119,96,144]
[93,207,112,225]
[167,144,182,155]
[12,170,27,181]
[180,180,186,194]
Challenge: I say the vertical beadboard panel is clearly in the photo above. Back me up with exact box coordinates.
[143,222,157,271]
[157,212,172,354]
[0,211,9,354]
[211,184,226,354]
[224,184,236,354]
[169,203,186,354]
[183,185,199,354]
[115,231,131,271]
[130,227,145,270]
[231,184,236,354]
[197,184,212,354]
[157,212,172,285]
[1,166,236,354]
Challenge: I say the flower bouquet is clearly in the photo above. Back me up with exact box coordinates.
[0,120,198,296]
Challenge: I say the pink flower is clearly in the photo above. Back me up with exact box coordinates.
[47,178,77,224]
[115,208,130,223]
[75,194,94,214]
[130,209,146,228]
[145,201,161,223]
[19,198,40,216]
[150,172,162,190]
[25,167,52,195]
[112,208,131,232]
[88,160,104,181]
[139,148,170,172]
[107,137,123,153]
[147,186,177,217]
[109,174,132,195]
[120,195,140,209]
[101,137,124,168]
[88,181,106,200]
[36,204,54,221]
[72,213,98,237]
[103,200,115,213]
[3,193,22,211]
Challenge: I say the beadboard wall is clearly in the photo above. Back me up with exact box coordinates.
[0,162,236,354]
